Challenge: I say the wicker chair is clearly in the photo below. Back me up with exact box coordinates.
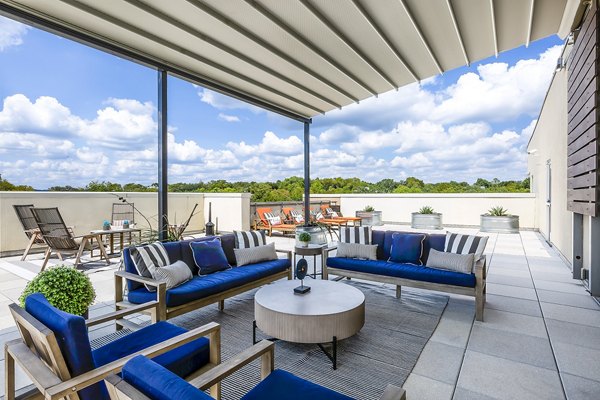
[30,207,109,270]
[13,204,46,261]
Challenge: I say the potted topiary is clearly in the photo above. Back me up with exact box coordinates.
[480,206,519,233]
[297,231,311,247]
[411,206,443,230]
[355,205,383,226]
[20,265,96,317]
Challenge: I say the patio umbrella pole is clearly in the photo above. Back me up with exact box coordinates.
[158,69,168,241]
[303,120,311,225]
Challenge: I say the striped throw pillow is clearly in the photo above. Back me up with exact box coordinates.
[325,207,339,217]
[290,210,304,223]
[129,242,170,291]
[340,226,372,244]
[444,233,488,269]
[264,212,282,225]
[234,230,267,248]
[315,212,324,220]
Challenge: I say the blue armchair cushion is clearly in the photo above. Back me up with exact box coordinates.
[242,369,354,400]
[389,232,426,265]
[122,356,212,400]
[190,237,231,275]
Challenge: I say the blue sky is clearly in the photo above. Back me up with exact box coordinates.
[0,15,563,189]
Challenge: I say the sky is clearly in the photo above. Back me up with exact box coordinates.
[0,15,563,189]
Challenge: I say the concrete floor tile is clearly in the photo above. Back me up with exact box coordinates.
[541,302,600,327]
[403,374,454,400]
[553,342,600,382]
[467,325,556,370]
[561,373,600,400]
[537,290,600,310]
[486,274,533,288]
[531,271,576,283]
[430,304,474,349]
[546,319,600,350]
[533,280,589,295]
[485,294,542,317]
[487,268,532,279]
[412,341,465,384]
[487,283,537,300]
[476,309,547,338]
[456,351,564,400]
[452,387,498,400]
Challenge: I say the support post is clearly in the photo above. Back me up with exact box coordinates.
[573,212,583,279]
[303,120,311,223]
[590,216,600,296]
[158,70,168,241]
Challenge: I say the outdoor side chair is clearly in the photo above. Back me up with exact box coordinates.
[111,201,135,226]
[105,342,406,400]
[30,207,109,270]
[13,204,45,261]
[5,293,221,400]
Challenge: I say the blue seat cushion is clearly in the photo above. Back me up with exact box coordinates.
[389,232,426,265]
[190,238,231,275]
[128,258,290,307]
[242,369,354,400]
[122,356,212,400]
[327,257,476,287]
[93,321,210,378]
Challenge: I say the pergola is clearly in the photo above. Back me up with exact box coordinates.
[0,0,583,238]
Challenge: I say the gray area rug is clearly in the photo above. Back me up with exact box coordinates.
[165,280,449,400]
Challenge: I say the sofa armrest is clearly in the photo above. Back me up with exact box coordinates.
[115,270,166,288]
[114,271,168,322]
[475,255,486,279]
[275,248,292,261]
[324,245,338,255]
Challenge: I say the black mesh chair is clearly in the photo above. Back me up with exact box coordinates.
[13,204,46,261]
[30,207,109,270]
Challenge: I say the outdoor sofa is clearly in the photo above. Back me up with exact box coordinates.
[324,230,487,321]
[116,233,292,321]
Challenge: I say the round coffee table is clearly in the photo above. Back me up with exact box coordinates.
[254,280,365,369]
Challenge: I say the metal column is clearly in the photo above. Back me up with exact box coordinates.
[590,216,600,296]
[303,120,311,224]
[572,213,583,279]
[158,70,168,241]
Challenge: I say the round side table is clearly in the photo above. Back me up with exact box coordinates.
[294,244,330,279]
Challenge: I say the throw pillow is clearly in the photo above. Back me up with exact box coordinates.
[234,230,266,248]
[444,233,488,269]
[336,242,378,260]
[326,207,340,218]
[234,242,278,266]
[190,238,231,275]
[129,242,170,291]
[427,248,474,275]
[389,232,426,265]
[264,212,282,226]
[315,211,324,220]
[340,226,372,244]
[151,260,193,289]
[290,210,304,223]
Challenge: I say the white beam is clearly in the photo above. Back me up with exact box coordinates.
[490,0,498,56]
[527,0,535,47]
[446,0,469,65]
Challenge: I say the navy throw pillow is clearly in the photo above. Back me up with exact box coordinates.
[389,232,426,265]
[190,238,231,275]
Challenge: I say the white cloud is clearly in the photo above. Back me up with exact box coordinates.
[227,131,302,157]
[0,16,29,51]
[197,88,262,113]
[218,113,240,122]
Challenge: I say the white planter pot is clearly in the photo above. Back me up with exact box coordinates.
[295,225,328,246]
[411,213,443,230]
[480,215,519,233]
[355,211,383,226]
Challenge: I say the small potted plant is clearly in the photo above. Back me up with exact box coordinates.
[355,205,383,226]
[411,206,443,230]
[102,220,111,231]
[20,265,96,317]
[481,206,519,233]
[297,231,311,247]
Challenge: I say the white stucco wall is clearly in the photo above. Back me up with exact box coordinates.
[203,193,251,233]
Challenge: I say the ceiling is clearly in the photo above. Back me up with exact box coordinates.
[0,0,584,121]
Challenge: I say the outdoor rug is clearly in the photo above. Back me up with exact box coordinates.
[168,280,449,400]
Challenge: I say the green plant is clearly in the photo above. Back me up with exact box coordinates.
[20,266,96,316]
[487,206,509,216]
[298,232,311,242]
[363,205,375,212]
[418,206,435,214]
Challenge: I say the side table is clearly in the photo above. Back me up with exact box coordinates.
[293,244,337,279]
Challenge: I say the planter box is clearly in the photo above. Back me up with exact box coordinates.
[480,215,519,233]
[355,211,383,226]
[411,213,443,230]
[295,225,328,246]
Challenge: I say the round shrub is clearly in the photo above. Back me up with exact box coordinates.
[20,265,96,316]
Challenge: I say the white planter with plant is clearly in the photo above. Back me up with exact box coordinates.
[481,206,519,233]
[298,232,311,247]
[411,206,443,230]
[355,205,383,226]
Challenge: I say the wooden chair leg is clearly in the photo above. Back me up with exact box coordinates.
[94,234,110,265]
[209,327,221,400]
[21,235,37,261]
[396,285,401,299]
[41,248,52,271]
[5,347,15,400]
[218,300,225,311]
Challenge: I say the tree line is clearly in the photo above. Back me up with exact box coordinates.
[1,175,530,203]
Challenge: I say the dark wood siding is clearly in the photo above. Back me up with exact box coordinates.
[568,0,600,217]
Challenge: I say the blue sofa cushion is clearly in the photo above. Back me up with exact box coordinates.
[389,232,425,265]
[242,369,354,400]
[190,238,231,275]
[327,257,476,287]
[128,258,290,307]
[93,321,210,378]
[372,230,386,260]
[122,356,212,400]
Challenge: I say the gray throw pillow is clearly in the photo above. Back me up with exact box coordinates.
[426,248,474,275]
[151,260,193,290]
[336,242,378,260]
[234,242,278,266]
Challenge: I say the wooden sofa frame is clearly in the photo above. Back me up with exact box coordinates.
[105,339,407,400]
[5,300,221,400]
[115,249,293,321]
[323,249,487,322]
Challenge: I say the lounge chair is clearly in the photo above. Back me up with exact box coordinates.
[5,293,221,400]
[320,204,362,226]
[13,204,45,261]
[282,207,306,224]
[312,210,348,229]
[30,207,109,270]
[255,207,298,236]
[105,341,406,400]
